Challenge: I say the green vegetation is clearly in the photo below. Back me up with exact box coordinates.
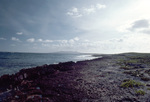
[147,88,150,90]
[118,59,138,65]
[118,59,142,70]
[135,90,146,95]
[121,80,144,88]
[118,53,150,70]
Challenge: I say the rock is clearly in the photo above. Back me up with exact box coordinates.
[20,80,32,89]
[141,77,150,81]
[146,84,150,86]
[23,73,27,79]
[27,94,42,101]
[28,89,42,95]
[0,74,13,88]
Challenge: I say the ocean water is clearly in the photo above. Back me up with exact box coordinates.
[0,52,98,76]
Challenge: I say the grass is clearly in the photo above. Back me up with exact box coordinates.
[135,90,146,95]
[121,80,144,88]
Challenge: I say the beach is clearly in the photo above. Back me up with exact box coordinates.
[0,53,150,101]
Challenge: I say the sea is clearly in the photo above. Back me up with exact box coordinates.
[0,52,98,76]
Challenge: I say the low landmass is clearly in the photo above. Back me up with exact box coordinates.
[53,51,81,54]
[0,53,150,101]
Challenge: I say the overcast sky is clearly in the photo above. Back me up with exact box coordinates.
[0,0,150,53]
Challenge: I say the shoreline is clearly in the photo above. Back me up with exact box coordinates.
[0,53,99,77]
[0,53,150,101]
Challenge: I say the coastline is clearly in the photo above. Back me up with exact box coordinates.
[0,52,98,77]
[0,53,150,101]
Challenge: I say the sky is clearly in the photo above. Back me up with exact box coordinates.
[1,0,150,53]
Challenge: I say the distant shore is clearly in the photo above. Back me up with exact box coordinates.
[0,53,150,101]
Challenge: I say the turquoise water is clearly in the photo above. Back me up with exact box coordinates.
[0,52,97,76]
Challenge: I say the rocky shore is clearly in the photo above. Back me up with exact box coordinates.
[0,53,150,102]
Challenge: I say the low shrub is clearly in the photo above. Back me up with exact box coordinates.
[121,80,144,88]
[135,90,145,95]
[147,88,150,90]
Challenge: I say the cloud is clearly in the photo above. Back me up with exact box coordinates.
[56,40,68,43]
[74,37,79,41]
[77,34,150,53]
[68,37,80,44]
[67,7,82,18]
[37,38,79,44]
[67,3,106,18]
[69,39,75,44]
[118,19,150,34]
[11,37,21,42]
[27,38,35,43]
[42,43,50,47]
[0,37,6,40]
[32,35,150,54]
[16,32,23,35]
[96,4,106,9]
[39,37,80,49]
[83,3,106,15]
[128,19,149,31]
[37,39,53,43]
[37,39,43,42]
[44,40,53,43]
[83,6,96,14]
[140,29,150,34]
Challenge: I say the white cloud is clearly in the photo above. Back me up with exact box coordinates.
[37,39,53,43]
[27,38,35,43]
[11,37,21,42]
[55,34,150,53]
[72,34,150,53]
[72,7,78,13]
[37,39,43,42]
[0,37,6,40]
[16,32,23,35]
[42,43,51,47]
[74,37,79,41]
[96,4,106,9]
[44,40,53,43]
[83,6,96,14]
[67,3,106,18]
[68,37,80,44]
[67,7,82,18]
[37,38,79,44]
[69,39,75,44]
[24,34,150,53]
[56,40,68,43]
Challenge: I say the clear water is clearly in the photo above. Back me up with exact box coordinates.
[0,52,98,76]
